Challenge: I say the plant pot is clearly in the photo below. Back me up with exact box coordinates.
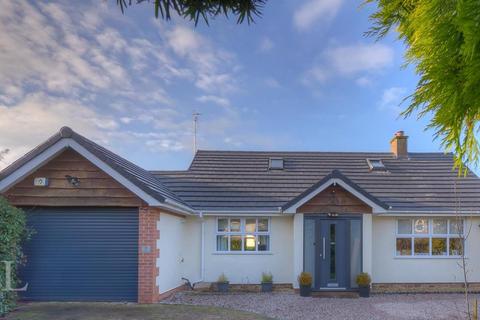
[299,284,311,297]
[217,282,229,293]
[261,282,273,292]
[358,285,370,298]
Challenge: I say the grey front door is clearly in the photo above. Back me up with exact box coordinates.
[316,219,348,289]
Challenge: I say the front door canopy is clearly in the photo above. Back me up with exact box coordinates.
[282,170,390,214]
[0,127,195,215]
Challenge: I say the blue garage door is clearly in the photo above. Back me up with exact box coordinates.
[19,207,138,302]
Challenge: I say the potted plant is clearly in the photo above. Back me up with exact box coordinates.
[216,273,229,292]
[297,272,312,297]
[261,272,273,292]
[356,272,371,297]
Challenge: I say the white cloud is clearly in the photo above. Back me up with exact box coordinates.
[293,0,343,31]
[259,37,274,52]
[0,1,278,170]
[164,25,239,93]
[325,44,394,75]
[196,95,231,108]
[355,76,372,87]
[0,93,117,169]
[378,87,407,113]
[303,43,394,86]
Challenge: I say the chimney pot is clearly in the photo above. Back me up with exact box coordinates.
[391,131,408,158]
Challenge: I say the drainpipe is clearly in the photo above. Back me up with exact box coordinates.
[200,211,205,282]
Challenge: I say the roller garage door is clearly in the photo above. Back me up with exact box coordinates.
[20,207,138,302]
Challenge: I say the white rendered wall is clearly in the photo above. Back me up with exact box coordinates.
[203,216,294,285]
[362,214,373,275]
[293,213,304,288]
[156,213,202,293]
[372,216,480,283]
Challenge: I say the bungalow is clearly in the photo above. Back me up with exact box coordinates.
[1,126,480,303]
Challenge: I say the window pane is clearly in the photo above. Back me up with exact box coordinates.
[414,219,429,234]
[230,235,242,251]
[258,219,269,232]
[258,235,270,251]
[396,238,412,256]
[433,219,447,234]
[414,238,430,255]
[218,219,228,232]
[245,219,256,233]
[230,219,241,232]
[432,238,447,256]
[398,219,412,234]
[450,220,464,235]
[216,235,228,251]
[244,235,256,251]
[449,238,464,256]
[350,220,362,288]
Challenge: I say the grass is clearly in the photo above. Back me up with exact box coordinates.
[3,302,272,320]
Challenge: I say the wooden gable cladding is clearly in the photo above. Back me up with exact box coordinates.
[297,185,372,214]
[3,149,145,207]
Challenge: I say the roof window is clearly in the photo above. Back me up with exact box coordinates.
[269,157,284,170]
[366,159,386,172]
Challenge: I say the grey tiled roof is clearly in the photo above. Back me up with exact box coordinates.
[152,150,480,213]
[0,127,191,209]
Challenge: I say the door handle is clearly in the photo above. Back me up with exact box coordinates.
[322,237,326,260]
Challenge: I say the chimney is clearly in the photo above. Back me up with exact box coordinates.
[390,131,408,158]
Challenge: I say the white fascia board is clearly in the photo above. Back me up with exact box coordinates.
[202,209,283,216]
[0,139,70,193]
[162,198,196,215]
[283,178,388,214]
[377,211,480,217]
[0,138,194,215]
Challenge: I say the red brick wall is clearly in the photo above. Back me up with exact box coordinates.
[138,206,160,303]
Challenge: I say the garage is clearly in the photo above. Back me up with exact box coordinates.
[20,207,139,302]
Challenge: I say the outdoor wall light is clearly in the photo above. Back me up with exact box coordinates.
[65,175,80,187]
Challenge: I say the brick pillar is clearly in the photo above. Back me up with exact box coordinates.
[138,206,160,303]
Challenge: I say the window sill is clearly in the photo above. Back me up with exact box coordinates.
[394,256,466,260]
[213,251,273,255]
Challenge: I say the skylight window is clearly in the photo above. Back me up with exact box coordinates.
[366,159,386,172]
[269,157,284,170]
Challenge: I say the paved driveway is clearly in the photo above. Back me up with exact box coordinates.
[165,292,479,320]
[3,302,272,320]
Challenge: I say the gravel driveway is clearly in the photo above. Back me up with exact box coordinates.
[164,292,479,320]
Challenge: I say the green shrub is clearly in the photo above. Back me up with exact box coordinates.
[297,272,312,287]
[356,272,371,287]
[217,273,229,283]
[0,197,30,316]
[261,272,273,283]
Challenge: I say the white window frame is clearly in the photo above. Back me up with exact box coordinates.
[395,217,465,258]
[215,217,271,253]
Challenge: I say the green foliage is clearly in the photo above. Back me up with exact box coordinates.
[355,272,371,287]
[217,273,228,283]
[116,0,266,25]
[0,197,29,316]
[366,0,480,173]
[297,272,312,287]
[261,272,273,283]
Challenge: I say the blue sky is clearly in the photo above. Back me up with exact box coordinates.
[0,0,439,171]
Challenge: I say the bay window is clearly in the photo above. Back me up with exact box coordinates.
[216,217,270,252]
[396,218,464,257]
